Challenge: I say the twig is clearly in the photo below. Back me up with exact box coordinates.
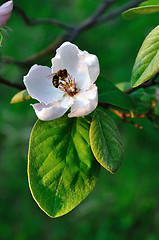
[1,36,67,67]
[2,0,145,66]
[0,75,24,90]
[124,73,159,94]
[0,0,150,94]
[68,0,146,41]
[2,0,118,66]
[98,102,146,129]
[98,73,159,129]
[81,0,117,28]
[109,108,145,129]
[97,0,146,24]
[13,5,73,31]
[68,0,118,42]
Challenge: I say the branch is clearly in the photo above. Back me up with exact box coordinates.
[0,0,149,93]
[2,0,118,66]
[98,72,159,129]
[67,0,146,42]
[98,102,146,129]
[77,0,117,30]
[109,108,144,129]
[2,0,146,66]
[0,75,24,90]
[124,73,159,94]
[13,5,73,31]
[68,0,118,42]
[1,36,67,67]
[97,0,146,24]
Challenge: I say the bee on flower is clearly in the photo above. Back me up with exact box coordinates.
[24,42,100,121]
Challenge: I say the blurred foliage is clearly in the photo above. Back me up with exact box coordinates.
[0,0,159,239]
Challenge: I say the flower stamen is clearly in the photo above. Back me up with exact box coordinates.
[52,69,78,96]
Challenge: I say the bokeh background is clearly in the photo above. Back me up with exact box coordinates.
[0,0,159,239]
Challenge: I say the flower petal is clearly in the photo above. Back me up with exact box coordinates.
[0,1,13,26]
[52,42,91,90]
[68,84,98,118]
[24,64,64,105]
[73,58,92,91]
[80,50,100,84]
[32,94,74,121]
[52,42,99,92]
[52,42,79,76]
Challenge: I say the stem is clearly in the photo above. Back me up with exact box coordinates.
[97,0,146,24]
[13,5,73,30]
[0,75,24,90]
[1,36,67,67]
[124,73,159,94]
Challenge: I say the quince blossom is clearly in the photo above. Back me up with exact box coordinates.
[0,1,13,27]
[24,42,99,121]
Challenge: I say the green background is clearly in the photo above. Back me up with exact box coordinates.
[0,0,159,239]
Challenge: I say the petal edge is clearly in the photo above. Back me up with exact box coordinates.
[32,95,74,121]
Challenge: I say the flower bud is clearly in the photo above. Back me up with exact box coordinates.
[0,1,13,27]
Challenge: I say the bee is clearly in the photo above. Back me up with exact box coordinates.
[52,75,60,88]
[50,69,69,88]
[56,69,68,80]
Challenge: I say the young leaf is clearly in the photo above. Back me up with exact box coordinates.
[28,115,100,218]
[90,110,123,174]
[140,0,159,6]
[97,77,134,110]
[122,5,159,20]
[131,25,159,87]
[11,89,31,104]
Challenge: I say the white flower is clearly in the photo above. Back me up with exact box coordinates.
[24,42,99,121]
[0,1,13,27]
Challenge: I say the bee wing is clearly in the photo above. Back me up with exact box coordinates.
[47,73,55,78]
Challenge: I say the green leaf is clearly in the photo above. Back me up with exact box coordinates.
[90,110,123,174]
[97,77,134,110]
[10,89,31,104]
[115,82,131,92]
[122,5,159,20]
[131,25,159,87]
[140,0,159,6]
[28,115,100,218]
